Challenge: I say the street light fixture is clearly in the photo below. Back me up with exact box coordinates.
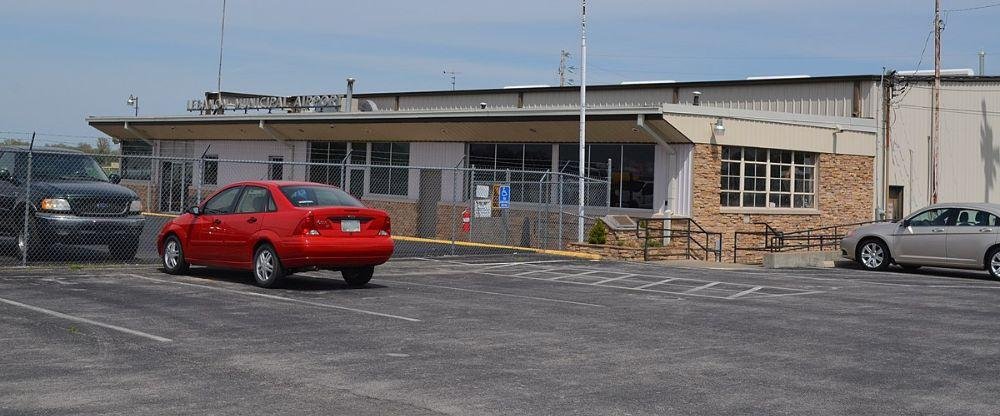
[126,94,139,117]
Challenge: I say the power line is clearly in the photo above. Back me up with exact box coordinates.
[943,1,1000,12]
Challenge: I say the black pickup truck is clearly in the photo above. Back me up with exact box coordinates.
[0,146,145,260]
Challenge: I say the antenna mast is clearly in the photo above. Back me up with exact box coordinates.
[443,70,460,91]
[217,0,227,93]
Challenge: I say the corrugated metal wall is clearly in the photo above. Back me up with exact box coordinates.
[361,81,871,118]
[890,81,1000,213]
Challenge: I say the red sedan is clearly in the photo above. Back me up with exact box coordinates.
[156,181,394,288]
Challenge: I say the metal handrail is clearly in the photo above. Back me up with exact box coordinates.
[637,218,723,262]
[733,220,886,262]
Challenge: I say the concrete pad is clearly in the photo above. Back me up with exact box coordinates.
[763,250,842,269]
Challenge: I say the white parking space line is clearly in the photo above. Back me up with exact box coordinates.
[389,281,606,308]
[125,274,421,323]
[633,279,677,290]
[593,274,637,285]
[683,282,722,294]
[0,296,172,343]
[726,286,763,299]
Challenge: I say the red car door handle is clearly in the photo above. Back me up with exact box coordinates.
[213,219,222,225]
[247,217,257,224]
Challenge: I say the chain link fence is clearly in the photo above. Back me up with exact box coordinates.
[0,146,611,266]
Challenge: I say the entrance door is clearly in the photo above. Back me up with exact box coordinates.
[348,168,365,198]
[417,169,440,238]
[887,186,904,220]
[160,161,193,213]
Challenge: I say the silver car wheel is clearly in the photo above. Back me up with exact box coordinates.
[991,251,1000,277]
[164,240,180,269]
[860,242,885,269]
[255,250,275,282]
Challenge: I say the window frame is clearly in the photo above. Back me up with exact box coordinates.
[202,154,219,185]
[369,142,410,197]
[120,140,152,181]
[268,156,284,181]
[720,146,818,211]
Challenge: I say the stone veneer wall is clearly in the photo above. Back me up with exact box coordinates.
[690,144,874,263]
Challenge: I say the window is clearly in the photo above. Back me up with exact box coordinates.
[203,186,242,214]
[235,186,274,213]
[202,155,218,185]
[908,208,957,227]
[121,140,152,180]
[558,144,654,209]
[308,142,348,185]
[468,143,553,203]
[269,156,283,180]
[954,209,998,227]
[280,185,364,208]
[720,146,816,209]
[370,143,410,196]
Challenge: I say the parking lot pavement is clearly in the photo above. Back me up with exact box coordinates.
[2,258,1000,415]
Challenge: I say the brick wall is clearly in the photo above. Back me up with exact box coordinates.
[690,144,874,263]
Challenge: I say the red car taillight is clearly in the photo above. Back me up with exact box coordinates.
[379,217,391,236]
[296,212,331,236]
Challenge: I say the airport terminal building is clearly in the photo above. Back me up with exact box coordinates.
[86,74,1000,244]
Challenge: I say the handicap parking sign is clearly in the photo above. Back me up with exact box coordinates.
[498,185,511,209]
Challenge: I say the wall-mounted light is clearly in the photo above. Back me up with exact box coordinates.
[713,118,726,136]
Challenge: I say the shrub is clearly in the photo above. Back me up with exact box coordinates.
[587,221,608,245]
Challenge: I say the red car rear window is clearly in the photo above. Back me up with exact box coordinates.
[280,185,364,208]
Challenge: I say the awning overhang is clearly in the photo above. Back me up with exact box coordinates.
[88,107,688,144]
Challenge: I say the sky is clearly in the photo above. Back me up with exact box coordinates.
[1,0,998,145]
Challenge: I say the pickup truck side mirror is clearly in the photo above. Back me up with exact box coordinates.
[108,173,122,184]
[0,168,11,182]
[187,206,201,216]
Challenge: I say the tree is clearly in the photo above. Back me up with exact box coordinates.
[0,138,29,147]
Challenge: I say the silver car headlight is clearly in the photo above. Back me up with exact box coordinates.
[40,198,72,212]
[129,200,143,213]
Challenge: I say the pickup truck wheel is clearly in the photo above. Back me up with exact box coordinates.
[253,244,284,288]
[342,266,374,288]
[16,219,45,261]
[109,238,139,261]
[161,236,189,274]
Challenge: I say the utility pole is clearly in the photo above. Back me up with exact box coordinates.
[931,0,942,204]
[980,50,987,75]
[577,0,587,243]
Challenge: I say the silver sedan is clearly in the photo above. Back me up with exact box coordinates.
[841,203,1000,278]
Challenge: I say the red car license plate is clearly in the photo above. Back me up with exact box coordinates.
[341,219,361,232]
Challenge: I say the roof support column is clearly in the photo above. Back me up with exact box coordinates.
[638,114,678,213]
